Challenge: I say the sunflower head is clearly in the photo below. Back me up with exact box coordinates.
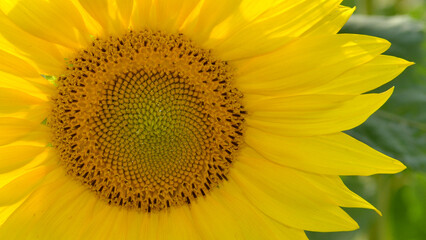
[0,0,412,239]
[50,29,245,212]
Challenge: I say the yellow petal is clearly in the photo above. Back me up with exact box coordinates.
[0,72,54,101]
[0,197,26,226]
[203,0,286,47]
[211,0,342,60]
[246,88,393,136]
[77,0,133,36]
[0,165,52,206]
[2,0,91,49]
[0,145,45,173]
[303,6,355,36]
[0,1,16,13]
[157,207,201,240]
[0,167,199,239]
[234,34,390,95]
[132,0,201,35]
[66,198,104,239]
[180,0,240,44]
[0,50,39,78]
[190,194,244,239]
[218,181,309,240]
[0,148,54,189]
[0,169,78,239]
[320,176,381,214]
[245,127,406,176]
[239,147,379,213]
[68,0,104,35]
[315,55,414,94]
[145,0,199,33]
[0,12,67,75]
[0,117,44,146]
[0,104,50,124]
[35,179,95,239]
[116,0,133,29]
[0,87,46,114]
[191,178,307,239]
[79,189,116,239]
[130,0,152,30]
[232,159,359,232]
[129,207,197,240]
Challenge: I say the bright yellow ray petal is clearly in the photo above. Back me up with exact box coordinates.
[130,0,152,31]
[0,145,45,173]
[144,0,199,33]
[246,88,393,136]
[156,207,201,240]
[116,0,133,30]
[127,208,194,240]
[0,87,46,113]
[232,160,359,232]
[190,179,308,239]
[138,210,158,240]
[107,209,130,240]
[0,168,72,239]
[203,0,286,47]
[0,72,54,101]
[0,148,54,188]
[0,105,50,124]
[0,165,53,206]
[0,118,45,146]
[126,211,144,240]
[68,0,104,35]
[210,0,342,60]
[0,50,39,78]
[315,55,414,94]
[1,0,91,49]
[234,34,390,95]
[77,0,133,36]
[190,192,244,239]
[0,12,68,75]
[239,147,379,213]
[77,0,117,35]
[303,6,355,36]
[0,1,15,13]
[216,181,309,239]
[180,0,240,44]
[320,176,382,214]
[80,196,116,240]
[61,194,100,240]
[245,127,406,176]
[0,166,200,240]
[0,198,26,226]
[38,183,97,240]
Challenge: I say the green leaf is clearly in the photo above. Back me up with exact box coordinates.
[340,15,424,61]
[389,172,426,239]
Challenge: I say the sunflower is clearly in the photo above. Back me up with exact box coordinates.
[0,0,412,239]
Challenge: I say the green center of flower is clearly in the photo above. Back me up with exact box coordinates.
[50,30,246,212]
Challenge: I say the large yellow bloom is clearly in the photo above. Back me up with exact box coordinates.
[0,0,412,239]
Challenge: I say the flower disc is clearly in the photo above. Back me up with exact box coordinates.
[50,30,246,212]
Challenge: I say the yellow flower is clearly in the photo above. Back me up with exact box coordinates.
[0,0,412,239]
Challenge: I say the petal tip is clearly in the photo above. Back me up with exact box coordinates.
[392,159,407,173]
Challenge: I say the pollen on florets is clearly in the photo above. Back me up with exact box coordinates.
[50,30,246,212]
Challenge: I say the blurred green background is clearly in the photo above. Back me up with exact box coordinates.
[307,0,426,240]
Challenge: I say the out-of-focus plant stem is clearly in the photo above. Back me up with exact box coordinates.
[369,175,393,240]
[365,0,373,15]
